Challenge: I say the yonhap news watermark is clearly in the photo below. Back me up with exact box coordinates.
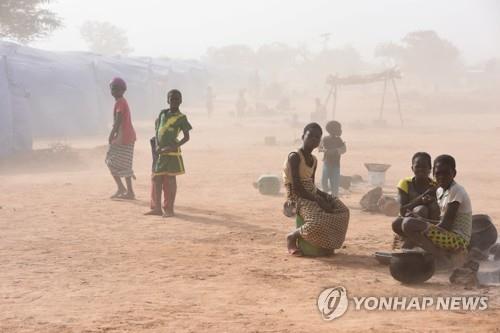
[317,286,489,321]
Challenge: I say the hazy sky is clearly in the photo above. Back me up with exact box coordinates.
[32,0,500,63]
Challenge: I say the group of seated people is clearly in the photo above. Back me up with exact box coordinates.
[284,123,474,280]
[391,152,472,262]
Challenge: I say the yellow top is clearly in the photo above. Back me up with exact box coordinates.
[397,176,413,194]
[283,150,317,185]
[397,176,436,194]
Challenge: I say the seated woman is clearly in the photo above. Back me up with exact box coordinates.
[392,152,440,249]
[283,123,350,256]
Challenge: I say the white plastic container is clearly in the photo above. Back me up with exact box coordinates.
[364,163,391,187]
[368,171,386,186]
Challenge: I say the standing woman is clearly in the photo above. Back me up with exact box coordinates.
[105,77,136,199]
[283,123,350,256]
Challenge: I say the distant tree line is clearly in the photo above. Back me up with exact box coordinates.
[1,2,494,91]
[204,30,472,91]
[0,0,61,42]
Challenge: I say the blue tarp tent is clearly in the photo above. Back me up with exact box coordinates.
[0,42,207,157]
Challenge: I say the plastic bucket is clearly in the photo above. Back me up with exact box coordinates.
[368,171,386,186]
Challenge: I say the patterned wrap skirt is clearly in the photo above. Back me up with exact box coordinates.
[285,180,350,250]
[105,143,135,177]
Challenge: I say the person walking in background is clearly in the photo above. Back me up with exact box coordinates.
[236,89,247,118]
[206,85,215,117]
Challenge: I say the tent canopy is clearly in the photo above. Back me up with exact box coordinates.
[0,42,208,157]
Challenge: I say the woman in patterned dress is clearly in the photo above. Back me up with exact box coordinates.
[283,123,350,255]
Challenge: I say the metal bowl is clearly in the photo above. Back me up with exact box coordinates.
[389,252,435,284]
[470,214,498,251]
[364,163,391,172]
[375,251,392,265]
[490,243,500,261]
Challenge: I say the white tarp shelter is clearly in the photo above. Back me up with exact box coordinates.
[0,41,207,157]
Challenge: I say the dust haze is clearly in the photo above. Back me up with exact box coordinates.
[1,1,500,332]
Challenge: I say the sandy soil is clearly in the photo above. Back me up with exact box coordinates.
[1,108,500,332]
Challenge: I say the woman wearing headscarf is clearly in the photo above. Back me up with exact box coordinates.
[105,77,137,199]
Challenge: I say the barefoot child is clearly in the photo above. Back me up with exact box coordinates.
[145,89,192,217]
[392,152,440,248]
[105,77,136,199]
[401,155,472,261]
[319,120,346,196]
[283,123,350,256]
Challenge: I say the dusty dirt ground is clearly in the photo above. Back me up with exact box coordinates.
[1,106,500,332]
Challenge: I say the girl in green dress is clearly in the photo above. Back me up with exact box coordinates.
[145,89,192,217]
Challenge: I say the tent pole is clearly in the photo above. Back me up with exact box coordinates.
[90,60,105,130]
[323,84,334,109]
[1,55,15,155]
[332,84,338,120]
[147,59,154,116]
[391,78,403,126]
[379,79,387,120]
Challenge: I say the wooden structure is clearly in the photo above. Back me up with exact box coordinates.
[324,68,403,125]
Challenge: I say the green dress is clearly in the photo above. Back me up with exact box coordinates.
[154,109,192,176]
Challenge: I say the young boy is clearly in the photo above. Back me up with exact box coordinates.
[319,121,346,196]
[145,89,192,217]
[401,155,472,263]
[105,77,136,199]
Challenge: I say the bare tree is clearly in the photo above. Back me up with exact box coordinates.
[80,21,133,56]
[0,0,61,42]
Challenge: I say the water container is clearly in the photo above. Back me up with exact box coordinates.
[364,163,391,187]
[256,174,281,195]
[368,171,386,186]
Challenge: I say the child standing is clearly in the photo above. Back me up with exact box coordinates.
[105,77,136,199]
[319,121,346,196]
[145,89,192,217]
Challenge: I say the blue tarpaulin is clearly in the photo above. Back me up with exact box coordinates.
[0,41,207,157]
